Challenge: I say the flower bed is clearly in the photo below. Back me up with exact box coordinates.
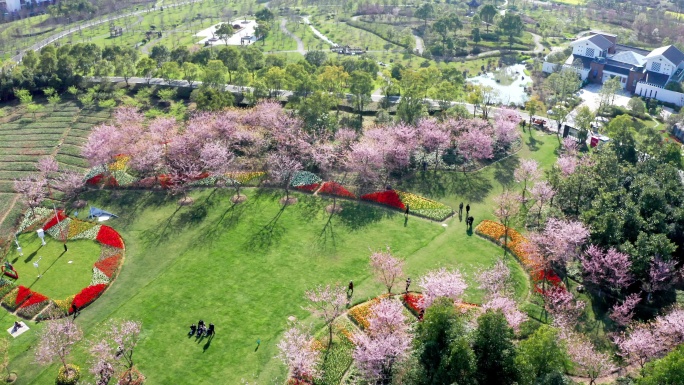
[84,165,106,181]
[361,190,405,210]
[96,226,124,249]
[190,176,218,186]
[290,171,322,187]
[348,299,379,329]
[108,155,130,172]
[402,293,423,318]
[43,210,67,231]
[475,220,566,297]
[318,182,356,199]
[86,174,104,186]
[71,284,107,312]
[94,255,121,278]
[295,183,320,192]
[17,207,54,233]
[111,170,139,187]
[225,171,266,184]
[9,211,125,319]
[396,191,453,221]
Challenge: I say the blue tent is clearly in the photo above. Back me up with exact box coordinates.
[87,206,118,219]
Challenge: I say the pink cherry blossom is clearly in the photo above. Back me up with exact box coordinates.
[369,247,404,294]
[482,296,527,331]
[580,245,633,292]
[609,293,641,327]
[277,324,320,381]
[417,268,467,310]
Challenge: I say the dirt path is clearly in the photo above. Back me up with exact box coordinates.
[280,18,305,55]
[413,30,424,54]
[530,32,544,53]
[0,195,19,233]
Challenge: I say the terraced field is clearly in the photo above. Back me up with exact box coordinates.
[0,102,111,241]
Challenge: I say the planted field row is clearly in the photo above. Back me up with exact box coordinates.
[0,141,57,148]
[0,155,39,163]
[0,129,66,137]
[56,154,89,169]
[0,181,14,192]
[65,129,94,138]
[57,145,83,157]
[0,162,40,172]
[62,137,87,146]
[0,147,52,156]
[0,170,29,180]
[71,123,96,130]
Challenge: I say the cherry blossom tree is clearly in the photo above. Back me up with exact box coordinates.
[646,256,677,300]
[89,320,143,384]
[529,181,555,226]
[615,324,661,368]
[457,128,494,174]
[417,268,468,310]
[37,157,59,197]
[493,108,520,152]
[82,124,123,167]
[526,218,589,271]
[418,118,450,171]
[580,245,633,294]
[482,296,527,331]
[562,136,578,156]
[609,293,641,327]
[369,247,404,294]
[277,323,321,382]
[200,142,234,178]
[352,299,411,383]
[268,153,303,203]
[493,190,520,255]
[477,260,512,297]
[13,174,46,217]
[564,332,616,384]
[545,287,586,325]
[348,140,384,187]
[35,318,83,381]
[53,171,85,201]
[556,155,578,177]
[305,284,347,347]
[514,159,541,202]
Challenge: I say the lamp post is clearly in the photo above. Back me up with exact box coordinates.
[33,257,42,278]
[37,228,46,246]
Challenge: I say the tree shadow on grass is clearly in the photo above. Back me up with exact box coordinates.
[493,155,519,188]
[315,211,338,252]
[526,134,540,152]
[336,201,393,231]
[244,205,287,251]
[139,204,184,247]
[458,173,494,203]
[400,170,493,204]
[194,200,249,248]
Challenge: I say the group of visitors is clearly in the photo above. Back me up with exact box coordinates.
[189,320,214,338]
[459,202,474,229]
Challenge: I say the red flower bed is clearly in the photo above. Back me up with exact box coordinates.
[95,255,121,278]
[105,175,119,187]
[43,211,66,231]
[15,286,33,306]
[86,174,103,186]
[296,183,320,192]
[361,190,405,210]
[402,293,423,319]
[158,174,173,189]
[19,290,48,308]
[96,226,124,249]
[71,284,107,312]
[531,269,562,286]
[319,182,356,198]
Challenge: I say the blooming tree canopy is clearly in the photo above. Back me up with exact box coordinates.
[369,247,404,294]
[305,284,347,347]
[277,324,320,381]
[35,318,83,374]
[580,245,633,292]
[417,268,467,310]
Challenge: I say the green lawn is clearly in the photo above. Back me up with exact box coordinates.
[7,234,100,301]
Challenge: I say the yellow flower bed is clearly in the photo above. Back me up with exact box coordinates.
[348,298,380,330]
[67,220,96,239]
[396,191,454,221]
[224,171,266,184]
[108,155,130,172]
[475,220,539,270]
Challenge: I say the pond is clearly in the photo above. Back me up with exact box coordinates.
[466,63,533,106]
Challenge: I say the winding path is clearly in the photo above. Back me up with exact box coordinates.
[301,16,336,46]
[413,30,424,54]
[280,18,305,55]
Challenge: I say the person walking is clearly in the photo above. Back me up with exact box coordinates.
[405,277,411,293]
[459,202,463,215]
[466,204,470,216]
[405,204,410,218]
[348,280,354,296]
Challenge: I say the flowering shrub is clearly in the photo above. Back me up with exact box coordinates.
[361,190,405,210]
[318,182,356,199]
[96,226,124,249]
[43,210,67,231]
[296,183,320,192]
[190,176,218,186]
[397,191,453,221]
[290,171,322,187]
[71,284,107,312]
[95,255,121,278]
[91,268,111,286]
[56,364,80,385]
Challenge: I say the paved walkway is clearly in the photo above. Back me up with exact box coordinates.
[280,18,305,55]
[302,16,336,46]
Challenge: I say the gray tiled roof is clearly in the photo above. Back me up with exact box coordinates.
[603,65,631,76]
[586,34,614,50]
[609,51,646,67]
[642,71,670,87]
[647,45,684,65]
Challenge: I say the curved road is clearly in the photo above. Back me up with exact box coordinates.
[11,0,203,62]
[280,18,305,55]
